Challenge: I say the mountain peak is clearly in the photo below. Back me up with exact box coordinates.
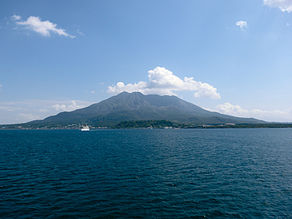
[117,91,178,99]
[25,92,263,127]
[117,91,144,96]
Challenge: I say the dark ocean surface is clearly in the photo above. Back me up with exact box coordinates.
[0,129,291,218]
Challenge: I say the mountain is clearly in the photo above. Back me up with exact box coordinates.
[23,92,263,128]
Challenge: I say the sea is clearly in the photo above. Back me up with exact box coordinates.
[0,128,291,218]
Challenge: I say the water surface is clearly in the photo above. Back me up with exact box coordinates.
[0,129,291,218]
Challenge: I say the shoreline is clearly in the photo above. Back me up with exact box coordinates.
[1,124,292,130]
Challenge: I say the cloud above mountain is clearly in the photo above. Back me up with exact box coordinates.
[263,0,292,12]
[108,67,221,99]
[12,15,75,38]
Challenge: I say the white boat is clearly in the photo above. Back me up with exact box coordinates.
[81,125,90,131]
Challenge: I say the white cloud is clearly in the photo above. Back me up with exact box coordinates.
[236,20,248,30]
[52,100,85,111]
[264,0,292,12]
[216,102,248,115]
[14,15,75,38]
[11,15,21,21]
[0,100,91,124]
[108,67,221,99]
[216,102,292,122]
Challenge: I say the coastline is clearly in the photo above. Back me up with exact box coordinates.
[1,122,292,130]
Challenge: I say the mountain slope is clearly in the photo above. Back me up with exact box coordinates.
[25,92,263,127]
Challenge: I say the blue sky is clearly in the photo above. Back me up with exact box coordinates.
[1,0,292,123]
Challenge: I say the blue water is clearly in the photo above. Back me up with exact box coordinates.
[0,129,291,218]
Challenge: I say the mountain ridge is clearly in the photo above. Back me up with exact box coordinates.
[21,92,263,127]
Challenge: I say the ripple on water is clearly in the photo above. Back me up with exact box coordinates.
[0,128,292,218]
